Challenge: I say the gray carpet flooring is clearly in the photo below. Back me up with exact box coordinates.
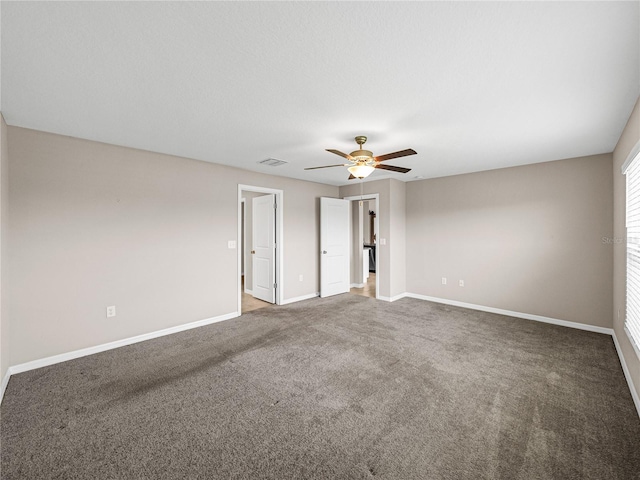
[1,295,639,479]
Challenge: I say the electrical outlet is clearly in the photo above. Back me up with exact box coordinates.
[299,274,303,282]
[459,280,464,287]
[441,277,447,285]
[106,306,116,318]
[228,240,236,249]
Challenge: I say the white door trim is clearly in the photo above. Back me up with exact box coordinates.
[343,193,380,300]
[237,185,284,312]
[241,198,246,278]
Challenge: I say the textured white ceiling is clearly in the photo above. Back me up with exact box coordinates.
[2,1,639,186]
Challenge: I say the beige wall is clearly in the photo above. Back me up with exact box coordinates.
[1,114,9,382]
[8,126,337,365]
[389,180,406,298]
[613,97,640,402]
[406,154,613,328]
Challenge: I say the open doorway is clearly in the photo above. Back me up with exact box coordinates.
[237,185,284,314]
[343,193,379,300]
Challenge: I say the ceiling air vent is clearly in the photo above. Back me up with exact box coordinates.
[258,158,288,167]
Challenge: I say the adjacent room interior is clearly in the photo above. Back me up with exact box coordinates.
[1,2,639,478]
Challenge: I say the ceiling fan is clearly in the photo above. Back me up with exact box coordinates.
[305,136,417,180]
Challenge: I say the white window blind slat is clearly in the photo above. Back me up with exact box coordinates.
[625,151,640,356]
[626,173,640,189]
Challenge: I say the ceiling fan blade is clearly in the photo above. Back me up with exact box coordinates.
[374,149,417,162]
[375,164,412,174]
[326,149,353,160]
[348,174,357,180]
[304,164,348,170]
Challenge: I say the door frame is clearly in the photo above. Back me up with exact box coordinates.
[343,193,380,300]
[241,198,246,279]
[237,185,284,312]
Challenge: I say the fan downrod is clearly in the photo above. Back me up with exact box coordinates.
[354,136,367,147]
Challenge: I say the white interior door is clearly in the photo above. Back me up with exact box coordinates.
[252,194,275,303]
[321,197,350,297]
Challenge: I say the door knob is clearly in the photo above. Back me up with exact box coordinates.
[251,250,256,254]
[322,250,327,254]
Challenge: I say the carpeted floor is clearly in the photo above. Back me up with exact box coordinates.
[1,295,639,479]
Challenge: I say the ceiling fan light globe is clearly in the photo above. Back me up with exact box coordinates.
[348,165,375,178]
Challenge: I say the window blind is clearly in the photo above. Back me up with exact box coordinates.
[625,151,640,354]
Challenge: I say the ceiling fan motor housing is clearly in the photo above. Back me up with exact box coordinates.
[350,149,374,164]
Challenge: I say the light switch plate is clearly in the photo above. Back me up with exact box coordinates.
[380,238,386,245]
[228,240,236,249]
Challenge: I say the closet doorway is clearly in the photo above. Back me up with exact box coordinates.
[237,185,284,314]
[343,193,379,300]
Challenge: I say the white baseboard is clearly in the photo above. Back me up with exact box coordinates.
[7,311,240,378]
[3,295,637,420]
[281,292,319,305]
[0,369,10,403]
[612,331,640,418]
[378,293,408,303]
[244,288,253,295]
[350,283,364,288]
[403,293,614,335]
